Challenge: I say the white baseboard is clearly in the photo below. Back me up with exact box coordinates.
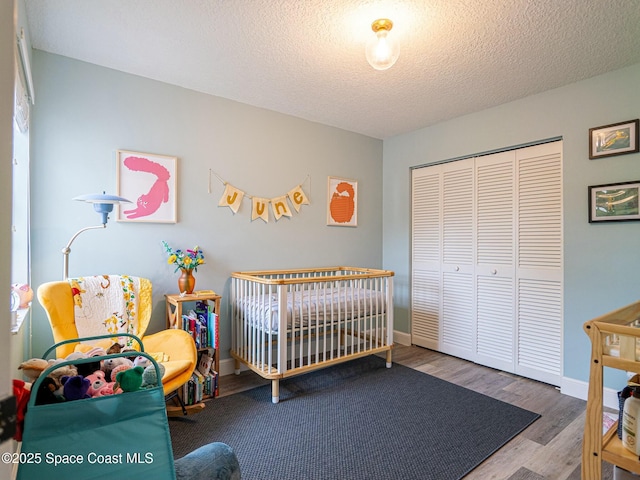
[220,357,245,377]
[561,376,619,410]
[394,330,411,346]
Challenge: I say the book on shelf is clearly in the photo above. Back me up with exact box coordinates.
[197,351,214,376]
[181,356,219,403]
[180,301,218,349]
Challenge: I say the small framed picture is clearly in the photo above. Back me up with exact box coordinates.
[327,177,357,227]
[588,180,640,223]
[116,150,177,223]
[589,119,639,159]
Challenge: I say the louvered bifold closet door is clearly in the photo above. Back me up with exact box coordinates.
[515,141,563,386]
[475,152,516,372]
[440,159,475,361]
[411,167,442,350]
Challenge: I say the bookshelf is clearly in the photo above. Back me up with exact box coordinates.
[165,291,221,413]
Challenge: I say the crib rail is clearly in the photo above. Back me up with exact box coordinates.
[231,266,394,284]
[230,267,394,402]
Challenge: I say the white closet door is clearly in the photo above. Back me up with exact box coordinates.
[475,151,516,371]
[515,141,563,385]
[411,167,441,350]
[440,159,475,361]
[410,140,563,386]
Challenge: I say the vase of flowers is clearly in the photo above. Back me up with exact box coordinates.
[162,241,205,294]
[178,269,196,295]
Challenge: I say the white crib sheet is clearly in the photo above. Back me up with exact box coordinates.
[238,287,387,333]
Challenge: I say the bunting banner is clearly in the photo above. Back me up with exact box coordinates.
[212,171,310,223]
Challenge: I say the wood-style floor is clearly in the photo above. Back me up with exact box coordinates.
[217,344,613,480]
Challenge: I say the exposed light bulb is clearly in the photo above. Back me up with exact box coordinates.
[365,19,400,71]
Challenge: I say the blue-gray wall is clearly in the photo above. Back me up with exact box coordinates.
[382,62,640,389]
[29,48,640,390]
[30,51,383,360]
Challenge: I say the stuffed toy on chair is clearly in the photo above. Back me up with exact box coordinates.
[61,375,91,401]
[115,366,144,393]
[103,356,134,382]
[86,370,122,397]
[141,363,166,389]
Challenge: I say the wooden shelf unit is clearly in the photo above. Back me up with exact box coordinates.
[582,300,640,479]
[165,291,221,412]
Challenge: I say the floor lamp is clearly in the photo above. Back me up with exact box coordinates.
[62,193,131,280]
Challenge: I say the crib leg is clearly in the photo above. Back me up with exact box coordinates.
[234,358,241,376]
[272,379,279,404]
[386,349,392,368]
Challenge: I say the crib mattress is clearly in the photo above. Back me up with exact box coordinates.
[237,287,387,333]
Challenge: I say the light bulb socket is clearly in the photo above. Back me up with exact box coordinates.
[371,19,393,33]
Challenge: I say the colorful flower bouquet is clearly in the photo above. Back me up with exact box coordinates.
[162,241,205,272]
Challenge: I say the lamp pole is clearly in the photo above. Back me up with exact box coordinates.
[61,192,131,280]
[62,224,105,280]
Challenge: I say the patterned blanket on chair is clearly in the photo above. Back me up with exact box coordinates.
[68,275,141,347]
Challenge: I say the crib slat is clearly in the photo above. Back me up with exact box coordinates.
[277,283,287,378]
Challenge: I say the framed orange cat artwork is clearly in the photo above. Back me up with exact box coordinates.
[327,176,357,227]
[116,150,177,223]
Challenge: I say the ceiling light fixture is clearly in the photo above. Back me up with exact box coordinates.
[365,18,400,71]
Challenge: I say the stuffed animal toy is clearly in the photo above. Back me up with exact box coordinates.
[115,366,144,393]
[110,363,132,382]
[133,355,152,369]
[65,350,103,378]
[18,358,50,382]
[60,375,91,401]
[141,363,166,389]
[85,370,121,397]
[18,358,78,394]
[102,356,134,382]
[46,360,78,392]
[35,377,64,405]
[107,342,123,354]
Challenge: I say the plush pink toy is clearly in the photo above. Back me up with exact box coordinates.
[85,370,121,397]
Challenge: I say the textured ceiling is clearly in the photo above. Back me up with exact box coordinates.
[24,0,640,139]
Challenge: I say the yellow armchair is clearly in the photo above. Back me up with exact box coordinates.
[36,277,197,398]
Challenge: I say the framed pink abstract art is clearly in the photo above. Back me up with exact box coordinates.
[116,150,177,223]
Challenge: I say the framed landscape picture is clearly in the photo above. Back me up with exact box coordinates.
[588,180,640,223]
[116,150,177,223]
[589,119,639,159]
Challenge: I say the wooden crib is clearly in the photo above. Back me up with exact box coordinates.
[230,266,394,403]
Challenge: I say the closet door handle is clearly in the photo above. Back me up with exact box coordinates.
[491,269,497,275]
[454,266,460,272]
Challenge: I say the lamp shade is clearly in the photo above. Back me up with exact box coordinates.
[73,192,131,224]
[365,19,400,71]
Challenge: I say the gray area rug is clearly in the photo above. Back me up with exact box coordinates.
[169,355,540,480]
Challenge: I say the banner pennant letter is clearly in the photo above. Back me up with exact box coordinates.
[252,197,269,223]
[287,185,310,213]
[218,183,244,214]
[271,195,292,221]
